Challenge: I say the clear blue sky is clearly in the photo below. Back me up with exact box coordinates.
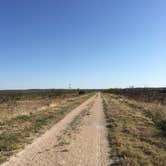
[0,0,166,89]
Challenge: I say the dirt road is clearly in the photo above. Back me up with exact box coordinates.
[2,93,110,166]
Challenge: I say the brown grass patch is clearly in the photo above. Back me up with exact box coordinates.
[103,94,166,166]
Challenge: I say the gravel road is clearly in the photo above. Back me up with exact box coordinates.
[2,93,110,166]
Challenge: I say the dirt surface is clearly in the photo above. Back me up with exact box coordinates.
[2,93,110,166]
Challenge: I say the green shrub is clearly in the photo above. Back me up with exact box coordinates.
[157,120,166,136]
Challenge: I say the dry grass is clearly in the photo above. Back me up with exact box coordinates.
[115,95,166,136]
[0,94,78,121]
[103,94,166,166]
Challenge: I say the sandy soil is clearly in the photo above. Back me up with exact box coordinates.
[2,93,110,166]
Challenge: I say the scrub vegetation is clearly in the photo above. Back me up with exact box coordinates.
[103,93,166,165]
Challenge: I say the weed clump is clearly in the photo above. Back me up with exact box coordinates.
[157,120,166,136]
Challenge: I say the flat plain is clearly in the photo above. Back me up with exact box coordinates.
[0,89,166,166]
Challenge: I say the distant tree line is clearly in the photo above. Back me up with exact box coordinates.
[104,88,166,104]
[0,89,85,104]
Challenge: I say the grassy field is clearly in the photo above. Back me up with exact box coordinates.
[0,89,94,164]
[103,93,166,166]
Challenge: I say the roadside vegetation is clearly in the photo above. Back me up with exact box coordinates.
[0,90,94,164]
[105,88,166,137]
[103,93,166,165]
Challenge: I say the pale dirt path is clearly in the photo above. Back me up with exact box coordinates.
[59,93,110,166]
[2,93,110,166]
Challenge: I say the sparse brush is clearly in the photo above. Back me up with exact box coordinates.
[103,93,166,166]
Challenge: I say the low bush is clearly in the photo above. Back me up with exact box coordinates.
[157,120,166,136]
